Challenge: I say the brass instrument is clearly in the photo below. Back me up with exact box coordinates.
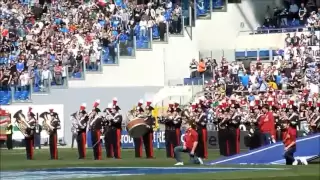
[72,111,89,131]
[13,110,33,137]
[40,112,55,135]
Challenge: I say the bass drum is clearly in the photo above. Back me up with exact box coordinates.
[126,117,149,138]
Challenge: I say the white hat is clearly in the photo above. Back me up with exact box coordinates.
[81,103,87,107]
[138,99,143,104]
[169,100,174,105]
[107,103,113,109]
[174,101,179,104]
[113,97,118,101]
[95,99,101,104]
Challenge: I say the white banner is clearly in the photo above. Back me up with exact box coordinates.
[1,104,64,140]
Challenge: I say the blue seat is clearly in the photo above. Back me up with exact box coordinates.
[212,0,223,8]
[73,72,82,78]
[196,4,206,16]
[14,91,22,100]
[20,91,29,100]
[152,25,160,39]
[127,47,133,56]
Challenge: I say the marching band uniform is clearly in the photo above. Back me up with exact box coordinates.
[172,102,182,154]
[218,110,229,156]
[25,110,36,160]
[90,100,103,160]
[134,100,155,158]
[195,105,208,159]
[73,103,88,159]
[49,109,61,160]
[33,106,41,150]
[103,103,114,158]
[110,105,122,159]
[5,122,13,150]
[164,101,176,158]
[227,109,241,155]
[133,100,145,157]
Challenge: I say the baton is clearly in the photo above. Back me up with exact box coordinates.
[92,138,101,148]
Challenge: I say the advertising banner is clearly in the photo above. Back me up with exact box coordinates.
[208,133,320,165]
[87,130,186,149]
[87,130,248,149]
[1,105,64,140]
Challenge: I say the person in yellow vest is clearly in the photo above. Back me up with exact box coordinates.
[6,122,13,150]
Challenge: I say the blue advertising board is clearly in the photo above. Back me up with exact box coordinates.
[208,133,320,165]
[86,130,186,149]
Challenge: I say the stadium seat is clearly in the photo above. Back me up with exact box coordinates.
[152,25,160,39]
[127,47,133,56]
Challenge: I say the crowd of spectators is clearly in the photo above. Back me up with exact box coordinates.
[0,0,183,104]
[187,28,320,139]
[261,0,320,31]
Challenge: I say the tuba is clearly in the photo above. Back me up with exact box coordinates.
[40,112,54,135]
[13,110,33,137]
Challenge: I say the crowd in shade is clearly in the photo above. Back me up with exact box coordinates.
[0,0,183,104]
[259,0,320,32]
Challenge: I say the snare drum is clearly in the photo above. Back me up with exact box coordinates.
[126,118,149,138]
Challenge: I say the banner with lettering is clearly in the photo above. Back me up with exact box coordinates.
[87,130,186,149]
[86,130,248,149]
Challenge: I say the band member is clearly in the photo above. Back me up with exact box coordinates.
[110,105,122,159]
[112,97,118,108]
[135,99,144,117]
[5,121,13,150]
[287,105,299,128]
[299,104,309,135]
[134,100,155,158]
[227,107,241,155]
[259,104,276,145]
[218,109,229,156]
[48,109,61,160]
[164,101,175,158]
[89,100,103,160]
[103,103,114,158]
[34,115,42,150]
[72,103,88,159]
[172,101,182,152]
[195,104,208,159]
[26,110,36,160]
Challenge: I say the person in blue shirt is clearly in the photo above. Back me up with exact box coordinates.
[240,72,249,88]
[16,60,25,73]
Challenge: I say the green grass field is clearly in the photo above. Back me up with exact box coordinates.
[0,148,319,180]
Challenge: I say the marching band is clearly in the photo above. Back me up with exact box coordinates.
[7,94,320,161]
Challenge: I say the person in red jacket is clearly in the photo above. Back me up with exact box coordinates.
[173,121,203,166]
[259,104,276,145]
[282,119,298,165]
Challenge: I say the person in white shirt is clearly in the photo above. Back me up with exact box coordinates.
[41,66,52,91]
[20,71,30,91]
[140,17,148,37]
[289,2,299,14]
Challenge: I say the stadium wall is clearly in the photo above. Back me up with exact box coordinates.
[28,87,162,145]
[68,33,198,88]
[194,0,280,50]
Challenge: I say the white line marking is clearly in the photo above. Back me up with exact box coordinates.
[62,167,286,170]
[210,134,320,165]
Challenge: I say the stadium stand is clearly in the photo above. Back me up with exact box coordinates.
[0,0,320,137]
